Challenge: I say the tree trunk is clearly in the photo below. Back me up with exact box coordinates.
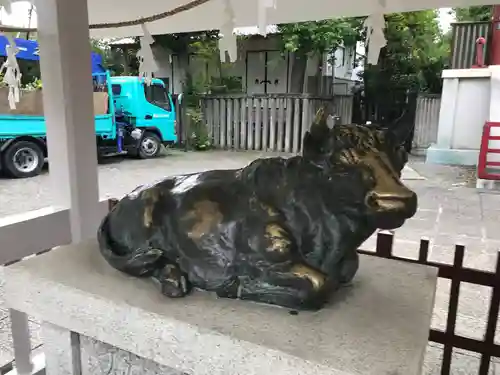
[289,52,307,93]
[178,52,191,92]
[122,47,130,75]
[315,53,323,95]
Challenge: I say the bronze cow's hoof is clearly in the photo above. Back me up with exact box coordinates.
[153,263,191,298]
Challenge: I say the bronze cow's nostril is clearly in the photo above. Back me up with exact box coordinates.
[364,191,379,209]
[366,190,417,216]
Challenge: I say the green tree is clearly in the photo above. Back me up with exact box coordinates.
[277,19,364,92]
[89,39,127,75]
[452,6,492,22]
[154,31,220,86]
[154,32,221,150]
[362,10,448,122]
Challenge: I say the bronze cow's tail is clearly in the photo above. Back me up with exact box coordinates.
[97,214,163,277]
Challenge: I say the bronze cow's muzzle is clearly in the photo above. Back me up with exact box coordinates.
[362,154,417,229]
[365,188,417,221]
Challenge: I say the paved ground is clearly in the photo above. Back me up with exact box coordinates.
[0,150,499,373]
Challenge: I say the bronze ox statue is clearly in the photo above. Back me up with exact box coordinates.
[98,109,417,311]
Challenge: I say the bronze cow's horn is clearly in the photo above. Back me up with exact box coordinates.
[310,106,329,136]
[313,107,328,126]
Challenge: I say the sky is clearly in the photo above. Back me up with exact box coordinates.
[0,2,456,34]
[0,1,36,28]
[438,8,455,32]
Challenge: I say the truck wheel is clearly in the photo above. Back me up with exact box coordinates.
[2,141,44,178]
[137,132,162,159]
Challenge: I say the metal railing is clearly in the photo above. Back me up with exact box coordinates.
[359,232,500,375]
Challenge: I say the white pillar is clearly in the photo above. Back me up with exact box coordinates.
[434,77,459,150]
[35,0,102,242]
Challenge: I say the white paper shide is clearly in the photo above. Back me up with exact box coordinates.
[258,0,277,37]
[137,23,159,86]
[218,0,237,63]
[364,0,387,65]
[0,36,21,110]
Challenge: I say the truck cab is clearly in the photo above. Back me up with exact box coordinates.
[109,76,176,158]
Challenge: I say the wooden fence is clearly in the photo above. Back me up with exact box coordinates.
[201,94,353,153]
[450,21,492,70]
[413,94,441,156]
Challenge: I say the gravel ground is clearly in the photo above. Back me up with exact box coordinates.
[0,150,499,374]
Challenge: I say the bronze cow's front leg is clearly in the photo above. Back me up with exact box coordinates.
[235,262,331,310]
[217,221,332,310]
[337,248,359,285]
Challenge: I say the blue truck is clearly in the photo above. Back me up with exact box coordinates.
[0,72,178,178]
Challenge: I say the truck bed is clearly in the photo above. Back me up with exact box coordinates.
[0,114,115,139]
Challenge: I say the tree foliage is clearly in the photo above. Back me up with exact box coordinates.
[452,6,492,22]
[89,38,136,76]
[154,31,220,56]
[364,10,448,99]
[356,10,449,124]
[278,19,364,55]
[277,19,364,92]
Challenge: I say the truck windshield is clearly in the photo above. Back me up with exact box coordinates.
[144,84,171,112]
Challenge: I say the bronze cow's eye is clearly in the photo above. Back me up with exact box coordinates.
[338,149,358,165]
[361,169,375,186]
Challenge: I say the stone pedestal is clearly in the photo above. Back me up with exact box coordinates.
[3,241,438,375]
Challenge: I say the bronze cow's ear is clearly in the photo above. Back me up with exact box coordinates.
[303,131,324,159]
[388,119,414,146]
[302,107,331,160]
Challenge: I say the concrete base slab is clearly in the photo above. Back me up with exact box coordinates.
[3,240,437,375]
[425,146,479,166]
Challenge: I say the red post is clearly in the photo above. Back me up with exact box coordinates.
[490,5,500,65]
[473,37,487,67]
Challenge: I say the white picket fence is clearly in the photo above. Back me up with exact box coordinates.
[201,93,440,155]
[201,94,353,153]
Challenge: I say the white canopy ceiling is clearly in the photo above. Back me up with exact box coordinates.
[80,0,498,39]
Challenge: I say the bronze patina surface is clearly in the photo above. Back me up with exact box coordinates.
[97,109,417,310]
